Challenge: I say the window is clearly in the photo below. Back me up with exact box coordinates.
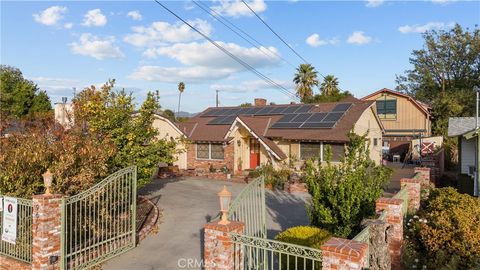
[373,138,378,146]
[300,143,321,160]
[196,143,224,160]
[376,98,397,119]
[323,143,344,162]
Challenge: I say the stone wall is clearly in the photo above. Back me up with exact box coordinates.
[204,221,244,270]
[186,143,234,173]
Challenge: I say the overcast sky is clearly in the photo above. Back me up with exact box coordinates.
[2,0,479,112]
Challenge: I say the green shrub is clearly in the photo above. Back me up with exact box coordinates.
[248,164,291,189]
[275,226,331,269]
[403,187,480,269]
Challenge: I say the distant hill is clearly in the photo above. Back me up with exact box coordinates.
[175,111,198,118]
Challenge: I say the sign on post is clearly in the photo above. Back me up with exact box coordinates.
[1,196,17,244]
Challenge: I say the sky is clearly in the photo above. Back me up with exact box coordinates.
[1,0,479,113]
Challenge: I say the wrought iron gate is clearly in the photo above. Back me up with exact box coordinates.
[226,177,323,269]
[228,177,266,238]
[61,166,137,270]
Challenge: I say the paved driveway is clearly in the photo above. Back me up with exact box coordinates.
[104,177,310,270]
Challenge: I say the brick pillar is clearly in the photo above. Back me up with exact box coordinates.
[32,194,63,270]
[414,167,431,185]
[400,178,422,212]
[204,221,244,270]
[376,198,403,270]
[320,237,368,270]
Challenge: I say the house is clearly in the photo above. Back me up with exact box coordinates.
[54,99,74,128]
[362,88,432,159]
[448,117,479,196]
[175,98,384,175]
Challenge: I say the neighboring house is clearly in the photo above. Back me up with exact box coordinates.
[177,98,384,175]
[448,117,479,196]
[362,88,432,158]
[54,101,74,128]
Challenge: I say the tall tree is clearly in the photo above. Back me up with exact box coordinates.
[177,82,185,119]
[396,24,480,135]
[320,75,340,96]
[293,64,319,102]
[0,65,52,119]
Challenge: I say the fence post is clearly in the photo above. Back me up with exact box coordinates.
[203,221,244,270]
[400,178,422,212]
[320,237,368,270]
[414,167,431,185]
[32,194,63,270]
[376,198,404,270]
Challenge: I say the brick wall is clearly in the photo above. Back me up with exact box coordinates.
[376,198,404,270]
[0,255,31,270]
[204,221,244,270]
[320,237,368,270]
[414,167,431,186]
[186,143,234,173]
[400,178,422,212]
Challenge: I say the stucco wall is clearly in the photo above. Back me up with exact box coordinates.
[353,107,383,164]
[152,116,187,169]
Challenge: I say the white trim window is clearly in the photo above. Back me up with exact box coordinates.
[196,143,224,160]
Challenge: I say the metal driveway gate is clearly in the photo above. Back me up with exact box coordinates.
[228,177,266,238]
[61,166,137,270]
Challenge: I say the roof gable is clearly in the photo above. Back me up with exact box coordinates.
[361,88,431,116]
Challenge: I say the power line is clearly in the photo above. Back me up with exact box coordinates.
[153,0,298,101]
[193,0,296,68]
[241,0,309,64]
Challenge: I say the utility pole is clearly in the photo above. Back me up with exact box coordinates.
[72,87,76,99]
[216,90,220,107]
[475,86,480,197]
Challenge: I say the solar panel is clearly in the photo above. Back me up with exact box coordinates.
[294,105,313,113]
[277,114,297,123]
[282,106,301,114]
[236,107,250,115]
[307,112,328,122]
[245,107,262,115]
[291,113,313,122]
[301,122,336,128]
[227,108,242,115]
[270,106,288,114]
[208,115,230,124]
[332,103,352,112]
[324,112,344,122]
[255,107,275,115]
[271,122,302,128]
[222,115,237,124]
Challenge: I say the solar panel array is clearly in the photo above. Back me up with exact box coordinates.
[204,103,352,128]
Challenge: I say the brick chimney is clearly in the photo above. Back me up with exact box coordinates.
[254,98,267,106]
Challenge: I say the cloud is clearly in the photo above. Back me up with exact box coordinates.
[211,0,267,17]
[124,19,212,47]
[210,79,294,93]
[82,9,107,27]
[33,6,67,26]
[31,77,82,93]
[127,10,142,21]
[431,0,456,4]
[398,22,455,34]
[305,34,338,47]
[365,0,384,7]
[143,41,280,70]
[129,66,233,83]
[70,33,124,60]
[64,23,73,29]
[347,31,373,45]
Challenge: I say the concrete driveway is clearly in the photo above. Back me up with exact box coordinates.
[104,177,310,270]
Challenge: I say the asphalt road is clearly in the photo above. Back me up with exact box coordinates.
[103,177,310,270]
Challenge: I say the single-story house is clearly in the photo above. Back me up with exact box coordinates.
[448,117,479,196]
[170,98,384,175]
[362,88,432,159]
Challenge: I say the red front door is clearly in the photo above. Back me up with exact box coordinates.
[249,138,260,169]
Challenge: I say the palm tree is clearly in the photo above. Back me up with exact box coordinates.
[293,64,319,101]
[320,75,339,96]
[177,82,185,120]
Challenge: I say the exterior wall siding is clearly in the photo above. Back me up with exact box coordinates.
[460,137,476,175]
[364,92,431,137]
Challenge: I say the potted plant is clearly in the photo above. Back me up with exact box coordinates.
[221,166,231,180]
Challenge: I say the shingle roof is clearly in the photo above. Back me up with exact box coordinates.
[448,117,478,137]
[179,100,376,144]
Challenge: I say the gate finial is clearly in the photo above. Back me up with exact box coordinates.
[42,169,53,195]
